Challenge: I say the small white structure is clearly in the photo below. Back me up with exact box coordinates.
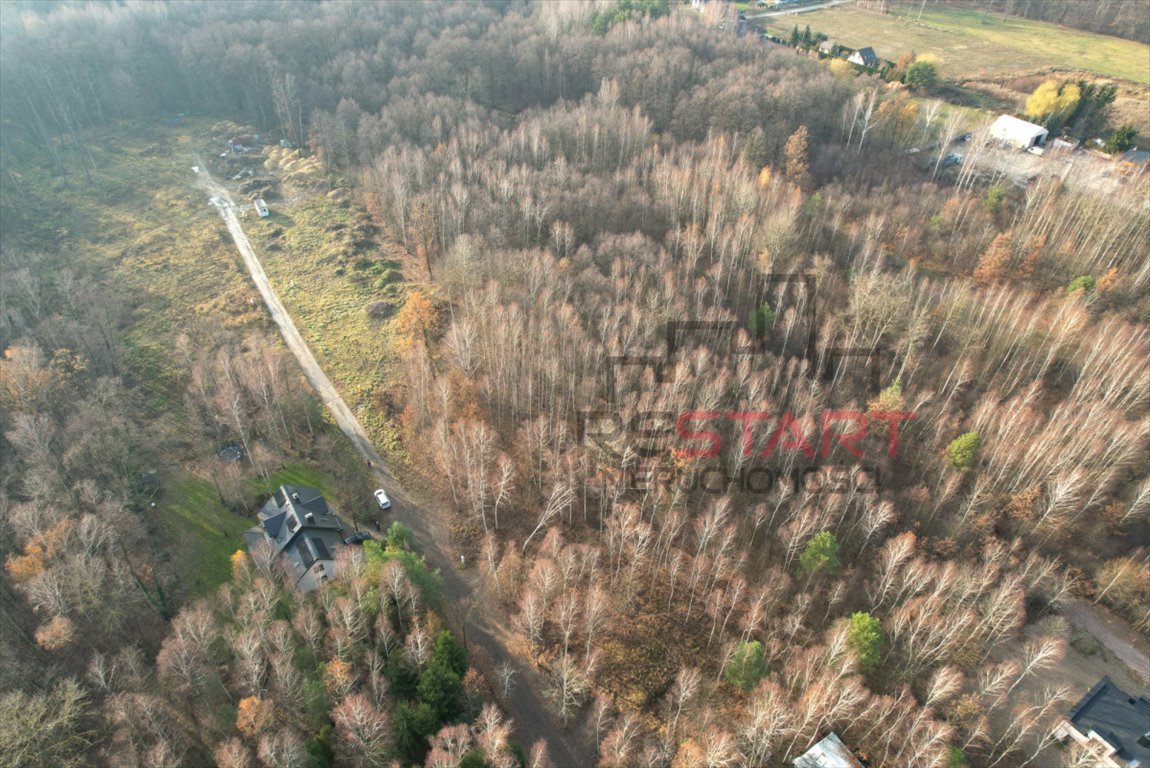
[793,732,865,768]
[255,198,270,218]
[989,114,1049,150]
[847,47,879,68]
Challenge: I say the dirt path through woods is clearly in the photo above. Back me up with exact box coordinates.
[198,168,586,767]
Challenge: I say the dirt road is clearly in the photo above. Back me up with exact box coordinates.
[966,143,1134,203]
[747,0,851,19]
[198,170,586,767]
[1061,597,1150,684]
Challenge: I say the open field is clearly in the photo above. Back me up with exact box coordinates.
[1,121,271,415]
[3,122,370,597]
[759,4,1150,84]
[244,184,408,458]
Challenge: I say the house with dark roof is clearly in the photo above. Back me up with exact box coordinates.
[244,485,349,592]
[847,46,879,68]
[793,732,866,768]
[1050,676,1150,768]
[1119,148,1150,169]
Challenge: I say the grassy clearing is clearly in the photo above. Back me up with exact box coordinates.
[166,460,350,597]
[4,121,378,597]
[249,462,334,498]
[246,191,408,459]
[162,473,252,597]
[4,121,269,413]
[6,123,270,597]
[760,5,1150,84]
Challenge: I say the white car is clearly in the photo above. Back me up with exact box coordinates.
[373,488,392,510]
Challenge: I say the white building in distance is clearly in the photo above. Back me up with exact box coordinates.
[989,114,1049,150]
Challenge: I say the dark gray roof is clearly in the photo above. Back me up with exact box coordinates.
[853,46,878,64]
[1066,677,1150,765]
[257,485,343,557]
[248,485,347,591]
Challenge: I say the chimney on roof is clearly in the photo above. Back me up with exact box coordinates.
[305,512,315,523]
[292,492,301,502]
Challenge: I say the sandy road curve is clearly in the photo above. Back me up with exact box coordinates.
[197,169,586,767]
[1061,598,1150,684]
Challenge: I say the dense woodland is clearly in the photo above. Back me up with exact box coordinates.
[1,1,1148,767]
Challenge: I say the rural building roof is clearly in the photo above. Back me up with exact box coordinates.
[1063,677,1150,766]
[793,732,865,768]
[245,485,348,591]
[988,114,1049,148]
[850,47,878,65]
[1119,148,1150,165]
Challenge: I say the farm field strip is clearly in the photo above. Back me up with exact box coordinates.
[759,5,1150,84]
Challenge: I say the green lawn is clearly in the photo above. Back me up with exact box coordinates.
[760,5,1150,84]
[249,462,335,498]
[164,463,342,597]
[163,474,253,597]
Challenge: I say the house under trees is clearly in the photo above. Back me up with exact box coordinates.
[1050,677,1150,768]
[244,484,349,591]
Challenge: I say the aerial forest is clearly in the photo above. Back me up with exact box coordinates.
[0,2,1147,767]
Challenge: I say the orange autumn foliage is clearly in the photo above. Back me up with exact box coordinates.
[5,519,74,584]
[231,549,249,580]
[236,696,275,738]
[972,232,1015,285]
[394,290,441,352]
[35,615,76,651]
[323,658,355,698]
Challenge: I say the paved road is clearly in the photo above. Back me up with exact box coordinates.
[747,0,851,19]
[197,169,586,767]
[1062,597,1150,684]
